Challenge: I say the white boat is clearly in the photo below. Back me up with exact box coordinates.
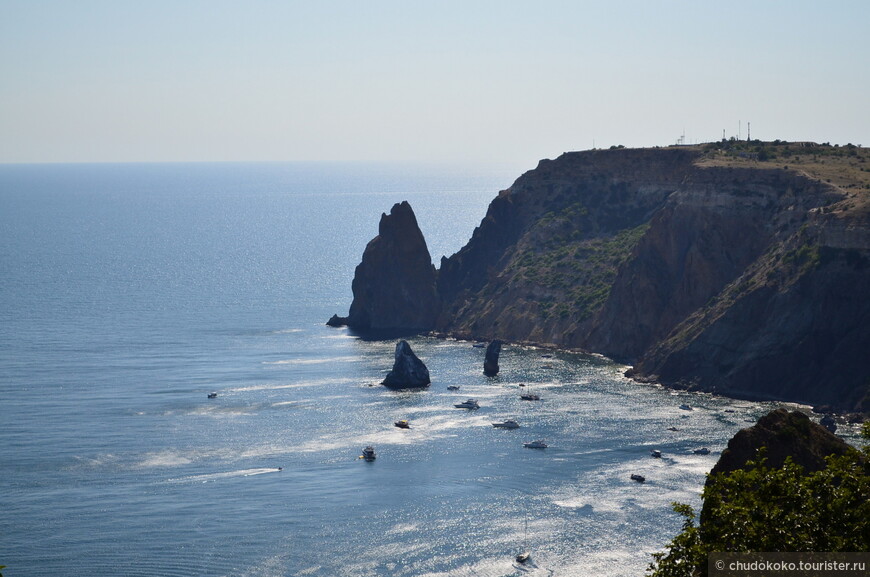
[492,419,520,429]
[360,446,376,461]
[207,392,217,398]
[520,384,541,400]
[394,420,410,429]
[679,403,692,411]
[516,551,531,564]
[693,447,710,455]
[454,399,480,409]
[651,449,662,458]
[515,516,531,564]
[523,440,547,449]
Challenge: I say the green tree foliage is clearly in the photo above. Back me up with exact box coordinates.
[648,439,870,577]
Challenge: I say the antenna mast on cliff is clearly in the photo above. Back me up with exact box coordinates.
[747,122,751,142]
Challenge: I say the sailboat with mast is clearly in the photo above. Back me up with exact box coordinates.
[515,516,531,564]
[519,383,540,401]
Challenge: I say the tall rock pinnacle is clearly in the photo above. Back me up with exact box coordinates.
[328,201,441,333]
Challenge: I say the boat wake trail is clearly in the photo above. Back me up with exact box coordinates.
[167,467,282,484]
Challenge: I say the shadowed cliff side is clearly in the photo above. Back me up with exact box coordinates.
[628,195,870,411]
[328,201,440,333]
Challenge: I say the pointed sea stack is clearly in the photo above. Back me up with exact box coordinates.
[483,340,503,376]
[329,201,440,333]
[382,340,431,388]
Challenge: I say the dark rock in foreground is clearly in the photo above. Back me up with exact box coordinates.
[382,340,431,388]
[701,408,859,529]
[329,201,440,333]
[709,408,855,479]
[483,340,503,376]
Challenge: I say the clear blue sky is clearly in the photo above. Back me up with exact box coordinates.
[1,1,868,164]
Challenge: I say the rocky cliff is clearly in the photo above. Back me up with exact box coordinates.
[332,143,870,411]
[328,201,440,333]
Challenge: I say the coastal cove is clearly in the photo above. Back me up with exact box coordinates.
[1,162,864,577]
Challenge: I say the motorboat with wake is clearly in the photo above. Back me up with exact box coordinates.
[523,440,547,449]
[454,399,480,409]
[360,446,376,461]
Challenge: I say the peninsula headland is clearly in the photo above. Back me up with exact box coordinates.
[330,141,870,413]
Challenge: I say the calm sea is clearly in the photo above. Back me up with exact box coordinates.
[0,162,837,577]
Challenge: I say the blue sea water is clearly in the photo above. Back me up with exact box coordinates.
[0,162,846,577]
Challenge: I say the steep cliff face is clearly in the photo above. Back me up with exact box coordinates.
[436,149,689,343]
[331,201,440,332]
[333,144,870,411]
[632,207,870,410]
[589,166,841,361]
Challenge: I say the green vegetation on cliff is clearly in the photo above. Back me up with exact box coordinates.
[507,222,649,322]
[698,139,870,195]
[647,422,870,577]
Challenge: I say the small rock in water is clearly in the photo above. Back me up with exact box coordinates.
[483,340,503,376]
[382,340,431,388]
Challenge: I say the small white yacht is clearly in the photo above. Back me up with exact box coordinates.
[523,440,548,449]
[679,403,693,411]
[693,447,710,455]
[516,551,531,564]
[492,419,520,429]
[454,399,480,410]
[651,449,662,458]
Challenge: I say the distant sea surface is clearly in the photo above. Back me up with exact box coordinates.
[0,162,832,577]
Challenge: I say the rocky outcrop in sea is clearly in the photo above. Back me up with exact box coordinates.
[382,340,431,389]
[483,340,502,376]
[328,201,440,333]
